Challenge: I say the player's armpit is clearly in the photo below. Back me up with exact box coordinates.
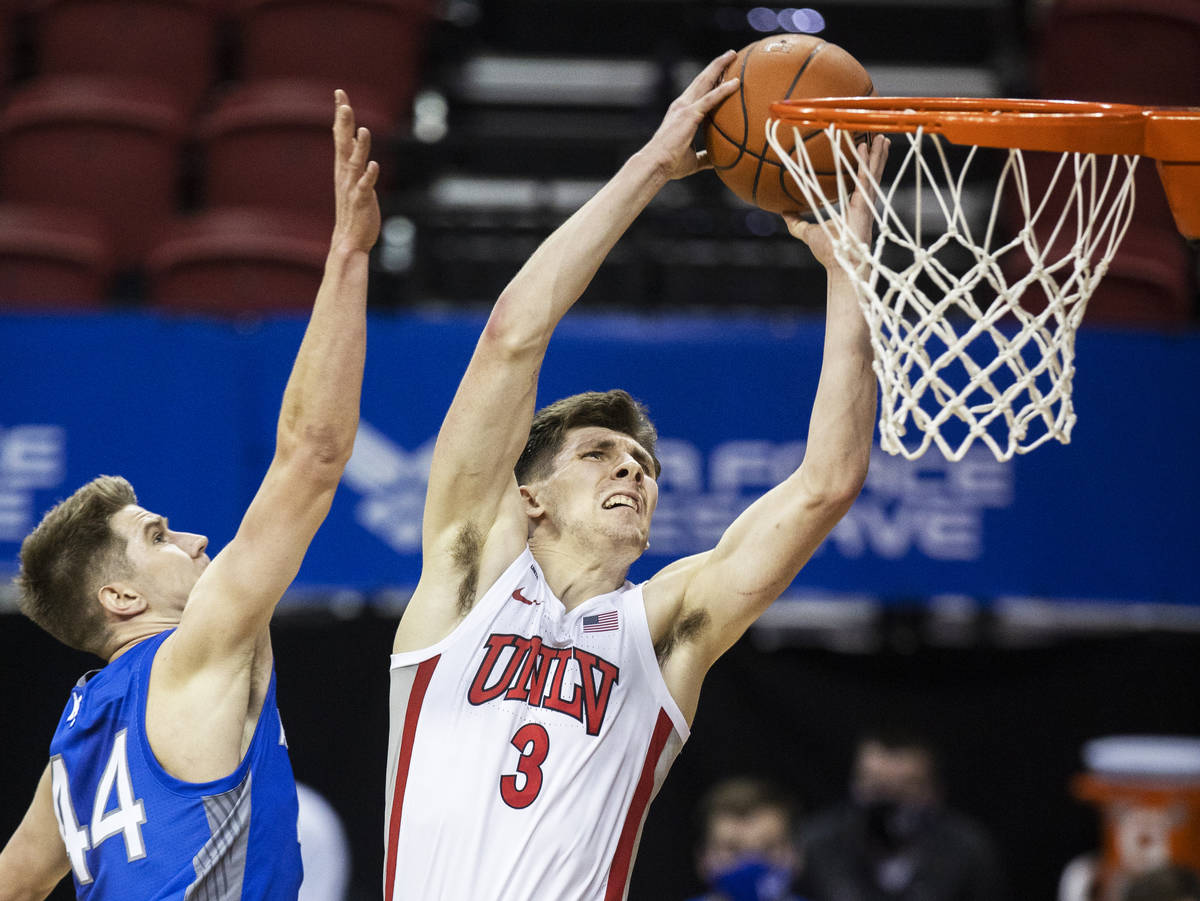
[0,764,70,901]
[397,491,529,653]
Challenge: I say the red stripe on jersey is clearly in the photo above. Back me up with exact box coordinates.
[384,655,440,901]
[603,708,674,901]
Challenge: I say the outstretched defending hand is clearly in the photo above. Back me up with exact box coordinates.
[331,89,381,253]
[785,134,890,269]
[643,50,741,181]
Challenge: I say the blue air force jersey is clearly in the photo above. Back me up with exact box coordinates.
[47,629,303,900]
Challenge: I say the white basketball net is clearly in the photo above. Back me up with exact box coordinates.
[767,118,1140,461]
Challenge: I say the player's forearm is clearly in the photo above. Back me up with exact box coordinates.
[490,150,668,350]
[0,864,56,901]
[0,877,51,901]
[799,270,876,501]
[274,245,369,471]
[0,780,68,901]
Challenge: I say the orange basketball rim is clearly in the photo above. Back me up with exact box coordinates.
[770,97,1200,239]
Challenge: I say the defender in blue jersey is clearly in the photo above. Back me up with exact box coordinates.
[0,92,380,900]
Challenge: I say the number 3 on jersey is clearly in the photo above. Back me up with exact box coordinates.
[500,723,549,809]
[50,730,147,883]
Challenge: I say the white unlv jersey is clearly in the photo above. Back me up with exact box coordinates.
[384,548,690,901]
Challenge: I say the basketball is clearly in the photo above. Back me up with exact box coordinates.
[704,35,875,213]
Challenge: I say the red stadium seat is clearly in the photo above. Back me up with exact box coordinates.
[0,77,188,267]
[0,203,115,307]
[1022,0,1200,325]
[198,79,391,227]
[1003,155,1195,327]
[1035,0,1200,108]
[146,207,330,314]
[1083,220,1197,327]
[234,0,433,119]
[33,0,220,112]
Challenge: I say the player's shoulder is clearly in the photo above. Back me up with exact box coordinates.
[646,550,712,590]
[643,550,712,610]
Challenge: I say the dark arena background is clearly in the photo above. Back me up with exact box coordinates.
[2,1,1199,899]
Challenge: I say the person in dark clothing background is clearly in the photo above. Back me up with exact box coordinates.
[799,728,1005,901]
[1122,864,1200,901]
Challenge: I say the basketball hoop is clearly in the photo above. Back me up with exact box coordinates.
[766,98,1200,461]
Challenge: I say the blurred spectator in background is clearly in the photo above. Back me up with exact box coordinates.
[1122,864,1200,901]
[799,728,1005,901]
[296,782,351,901]
[690,776,808,901]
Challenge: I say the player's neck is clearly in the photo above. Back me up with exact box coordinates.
[104,616,178,662]
[528,539,633,611]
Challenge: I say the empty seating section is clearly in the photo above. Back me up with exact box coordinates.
[0,203,114,306]
[0,0,1195,322]
[1035,0,1200,107]
[145,207,329,313]
[0,77,188,267]
[1031,0,1200,324]
[234,0,432,119]
[199,80,392,223]
[35,0,219,112]
[0,0,420,310]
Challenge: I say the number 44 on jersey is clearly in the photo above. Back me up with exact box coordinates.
[50,729,148,883]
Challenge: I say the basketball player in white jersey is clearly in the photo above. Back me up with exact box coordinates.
[384,51,889,900]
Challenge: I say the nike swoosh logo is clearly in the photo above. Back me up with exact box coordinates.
[512,588,539,605]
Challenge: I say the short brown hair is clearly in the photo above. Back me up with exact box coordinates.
[515,389,661,484]
[16,475,137,655]
[697,776,797,835]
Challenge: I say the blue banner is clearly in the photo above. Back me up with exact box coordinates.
[2,311,1197,607]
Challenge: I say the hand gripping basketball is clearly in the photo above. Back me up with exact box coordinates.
[642,50,741,182]
[705,35,875,213]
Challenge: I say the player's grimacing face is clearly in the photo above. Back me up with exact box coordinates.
[110,504,210,611]
[540,426,659,546]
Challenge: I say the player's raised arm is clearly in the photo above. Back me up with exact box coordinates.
[170,90,380,663]
[398,53,741,650]
[0,764,71,901]
[649,135,889,719]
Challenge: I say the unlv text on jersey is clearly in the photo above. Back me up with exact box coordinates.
[468,634,619,736]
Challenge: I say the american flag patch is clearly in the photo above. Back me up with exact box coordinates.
[583,611,619,633]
